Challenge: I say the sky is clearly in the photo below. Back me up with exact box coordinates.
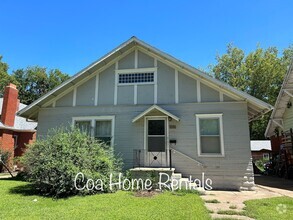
[0,0,292,75]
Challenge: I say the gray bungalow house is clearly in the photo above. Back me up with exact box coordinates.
[18,37,273,190]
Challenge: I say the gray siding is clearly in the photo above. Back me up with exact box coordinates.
[98,65,115,105]
[53,50,238,107]
[178,72,197,103]
[117,86,134,105]
[137,85,154,104]
[38,102,251,189]
[157,61,175,104]
[119,51,135,69]
[224,94,236,102]
[56,91,73,107]
[201,83,220,102]
[138,51,154,68]
[76,77,95,106]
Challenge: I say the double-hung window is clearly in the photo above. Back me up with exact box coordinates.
[73,116,115,146]
[196,114,224,157]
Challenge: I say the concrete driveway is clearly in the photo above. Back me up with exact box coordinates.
[201,175,293,219]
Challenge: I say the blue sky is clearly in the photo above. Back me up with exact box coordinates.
[0,0,292,75]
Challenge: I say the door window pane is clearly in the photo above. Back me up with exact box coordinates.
[148,120,165,135]
[148,137,165,152]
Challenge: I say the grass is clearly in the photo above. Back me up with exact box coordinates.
[217,210,247,216]
[229,205,237,209]
[244,196,293,220]
[0,179,211,220]
[205,199,220,203]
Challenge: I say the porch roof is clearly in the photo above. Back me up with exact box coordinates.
[132,105,180,123]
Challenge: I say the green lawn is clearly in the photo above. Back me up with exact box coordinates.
[244,196,293,220]
[0,179,210,220]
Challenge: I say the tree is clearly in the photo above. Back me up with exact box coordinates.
[12,67,70,104]
[212,44,293,139]
[0,56,17,97]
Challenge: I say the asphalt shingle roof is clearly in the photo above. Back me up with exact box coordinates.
[0,98,37,131]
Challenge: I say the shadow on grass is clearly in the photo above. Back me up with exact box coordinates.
[8,183,42,197]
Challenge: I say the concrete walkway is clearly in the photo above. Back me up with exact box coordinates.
[201,175,293,219]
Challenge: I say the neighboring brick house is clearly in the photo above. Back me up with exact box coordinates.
[0,83,37,169]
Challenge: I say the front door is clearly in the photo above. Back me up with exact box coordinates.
[146,117,168,167]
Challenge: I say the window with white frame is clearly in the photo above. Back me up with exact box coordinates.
[196,114,224,156]
[73,116,114,145]
[118,72,154,84]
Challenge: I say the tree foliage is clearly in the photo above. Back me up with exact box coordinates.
[12,67,70,105]
[0,55,69,104]
[0,56,18,97]
[212,44,293,139]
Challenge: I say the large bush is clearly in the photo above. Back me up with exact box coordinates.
[22,127,122,197]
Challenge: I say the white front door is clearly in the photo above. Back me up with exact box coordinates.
[145,117,168,167]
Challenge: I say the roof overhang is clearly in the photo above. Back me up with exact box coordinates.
[265,59,293,137]
[132,105,180,123]
[18,36,273,121]
[0,125,36,133]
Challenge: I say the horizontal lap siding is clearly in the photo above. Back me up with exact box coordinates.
[38,102,250,189]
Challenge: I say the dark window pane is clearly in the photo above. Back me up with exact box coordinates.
[148,137,165,152]
[148,120,165,135]
[95,121,111,137]
[75,121,91,136]
[201,136,221,154]
[96,137,111,145]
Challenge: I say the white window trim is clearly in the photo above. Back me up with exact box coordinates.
[195,113,225,157]
[72,116,115,146]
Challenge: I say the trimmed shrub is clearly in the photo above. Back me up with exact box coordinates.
[21,127,122,198]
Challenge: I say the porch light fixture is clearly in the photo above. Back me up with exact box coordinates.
[287,101,292,109]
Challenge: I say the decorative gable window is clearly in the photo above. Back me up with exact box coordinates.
[116,67,157,85]
[196,114,224,157]
[73,116,115,146]
[118,72,154,84]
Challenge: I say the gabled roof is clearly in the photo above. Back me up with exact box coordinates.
[18,36,273,121]
[132,105,180,123]
[0,98,37,132]
[265,59,293,137]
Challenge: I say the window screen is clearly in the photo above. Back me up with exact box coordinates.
[147,120,166,152]
[118,73,154,84]
[199,118,221,154]
[75,121,91,136]
[95,120,112,144]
